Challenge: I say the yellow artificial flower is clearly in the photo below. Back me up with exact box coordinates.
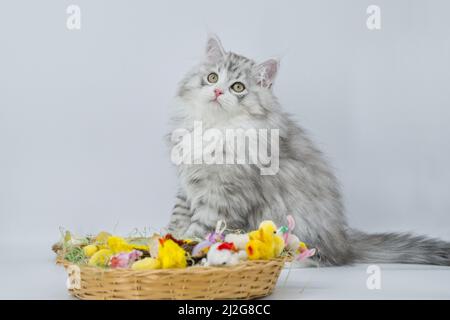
[83,244,98,257]
[299,241,307,252]
[88,249,113,267]
[95,231,111,244]
[107,236,134,254]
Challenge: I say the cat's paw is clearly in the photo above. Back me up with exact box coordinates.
[183,223,209,240]
[165,219,190,238]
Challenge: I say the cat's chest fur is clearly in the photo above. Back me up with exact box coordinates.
[172,117,266,218]
[171,117,263,176]
[179,162,264,229]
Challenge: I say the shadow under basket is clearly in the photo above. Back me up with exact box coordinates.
[59,257,287,300]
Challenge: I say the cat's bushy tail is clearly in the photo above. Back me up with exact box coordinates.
[349,229,450,265]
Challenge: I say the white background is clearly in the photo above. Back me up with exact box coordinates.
[1,0,449,253]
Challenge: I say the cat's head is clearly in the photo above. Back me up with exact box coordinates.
[177,35,279,121]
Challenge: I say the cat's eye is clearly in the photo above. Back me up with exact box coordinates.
[207,72,219,83]
[231,82,245,93]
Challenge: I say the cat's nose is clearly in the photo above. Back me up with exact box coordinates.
[214,88,223,98]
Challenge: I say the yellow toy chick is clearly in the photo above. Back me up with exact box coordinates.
[246,221,285,260]
[246,239,272,260]
[157,238,187,269]
[129,238,187,270]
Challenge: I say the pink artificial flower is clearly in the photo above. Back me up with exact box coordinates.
[110,253,130,268]
[128,250,142,263]
[110,250,143,268]
[296,248,316,261]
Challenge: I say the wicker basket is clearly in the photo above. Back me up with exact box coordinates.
[59,257,287,300]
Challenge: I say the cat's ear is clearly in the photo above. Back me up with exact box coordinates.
[254,58,279,89]
[205,34,226,63]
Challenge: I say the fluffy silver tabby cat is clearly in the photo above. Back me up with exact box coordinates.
[166,35,450,266]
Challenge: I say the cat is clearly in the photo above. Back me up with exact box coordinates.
[166,35,450,266]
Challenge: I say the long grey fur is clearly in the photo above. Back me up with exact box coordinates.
[166,35,450,266]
